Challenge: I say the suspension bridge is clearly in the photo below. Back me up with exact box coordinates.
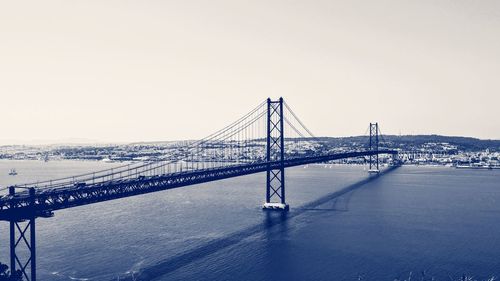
[0,97,397,281]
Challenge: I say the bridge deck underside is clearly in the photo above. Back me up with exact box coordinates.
[0,150,396,221]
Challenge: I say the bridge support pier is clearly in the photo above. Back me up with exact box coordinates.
[7,187,37,281]
[263,97,289,211]
[368,122,380,174]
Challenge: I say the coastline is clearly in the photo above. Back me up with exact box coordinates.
[1,159,498,170]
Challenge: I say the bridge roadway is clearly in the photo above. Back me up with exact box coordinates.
[0,150,396,221]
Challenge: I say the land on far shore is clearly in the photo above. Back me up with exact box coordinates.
[0,135,498,168]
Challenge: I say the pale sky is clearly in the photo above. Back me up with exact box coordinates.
[1,0,499,144]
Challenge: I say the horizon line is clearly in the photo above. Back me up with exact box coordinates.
[0,133,499,147]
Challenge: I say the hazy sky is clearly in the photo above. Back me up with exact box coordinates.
[1,0,499,144]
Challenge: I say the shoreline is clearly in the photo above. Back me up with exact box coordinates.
[1,159,498,170]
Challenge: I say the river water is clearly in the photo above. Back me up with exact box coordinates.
[0,160,499,281]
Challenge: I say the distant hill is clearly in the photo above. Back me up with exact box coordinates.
[318,135,500,151]
[384,135,500,151]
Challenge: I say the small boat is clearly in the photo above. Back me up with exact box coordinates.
[368,169,380,174]
[8,169,17,176]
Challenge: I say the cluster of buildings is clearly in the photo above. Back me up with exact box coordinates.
[0,140,498,169]
[394,143,500,168]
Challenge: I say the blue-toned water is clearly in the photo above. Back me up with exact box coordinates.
[1,160,499,281]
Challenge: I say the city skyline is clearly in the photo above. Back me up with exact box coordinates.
[1,0,499,145]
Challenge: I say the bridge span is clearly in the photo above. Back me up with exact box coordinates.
[0,150,395,221]
[0,97,398,281]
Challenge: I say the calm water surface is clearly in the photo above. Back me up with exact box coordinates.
[0,160,499,281]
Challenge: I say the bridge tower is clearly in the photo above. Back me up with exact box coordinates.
[263,97,289,211]
[368,122,380,174]
[8,186,37,281]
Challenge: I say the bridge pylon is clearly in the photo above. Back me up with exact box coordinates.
[8,186,37,281]
[368,122,380,174]
[263,97,289,211]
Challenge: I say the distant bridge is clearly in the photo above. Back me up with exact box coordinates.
[0,98,397,281]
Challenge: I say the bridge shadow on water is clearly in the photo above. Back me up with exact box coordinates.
[119,166,400,281]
